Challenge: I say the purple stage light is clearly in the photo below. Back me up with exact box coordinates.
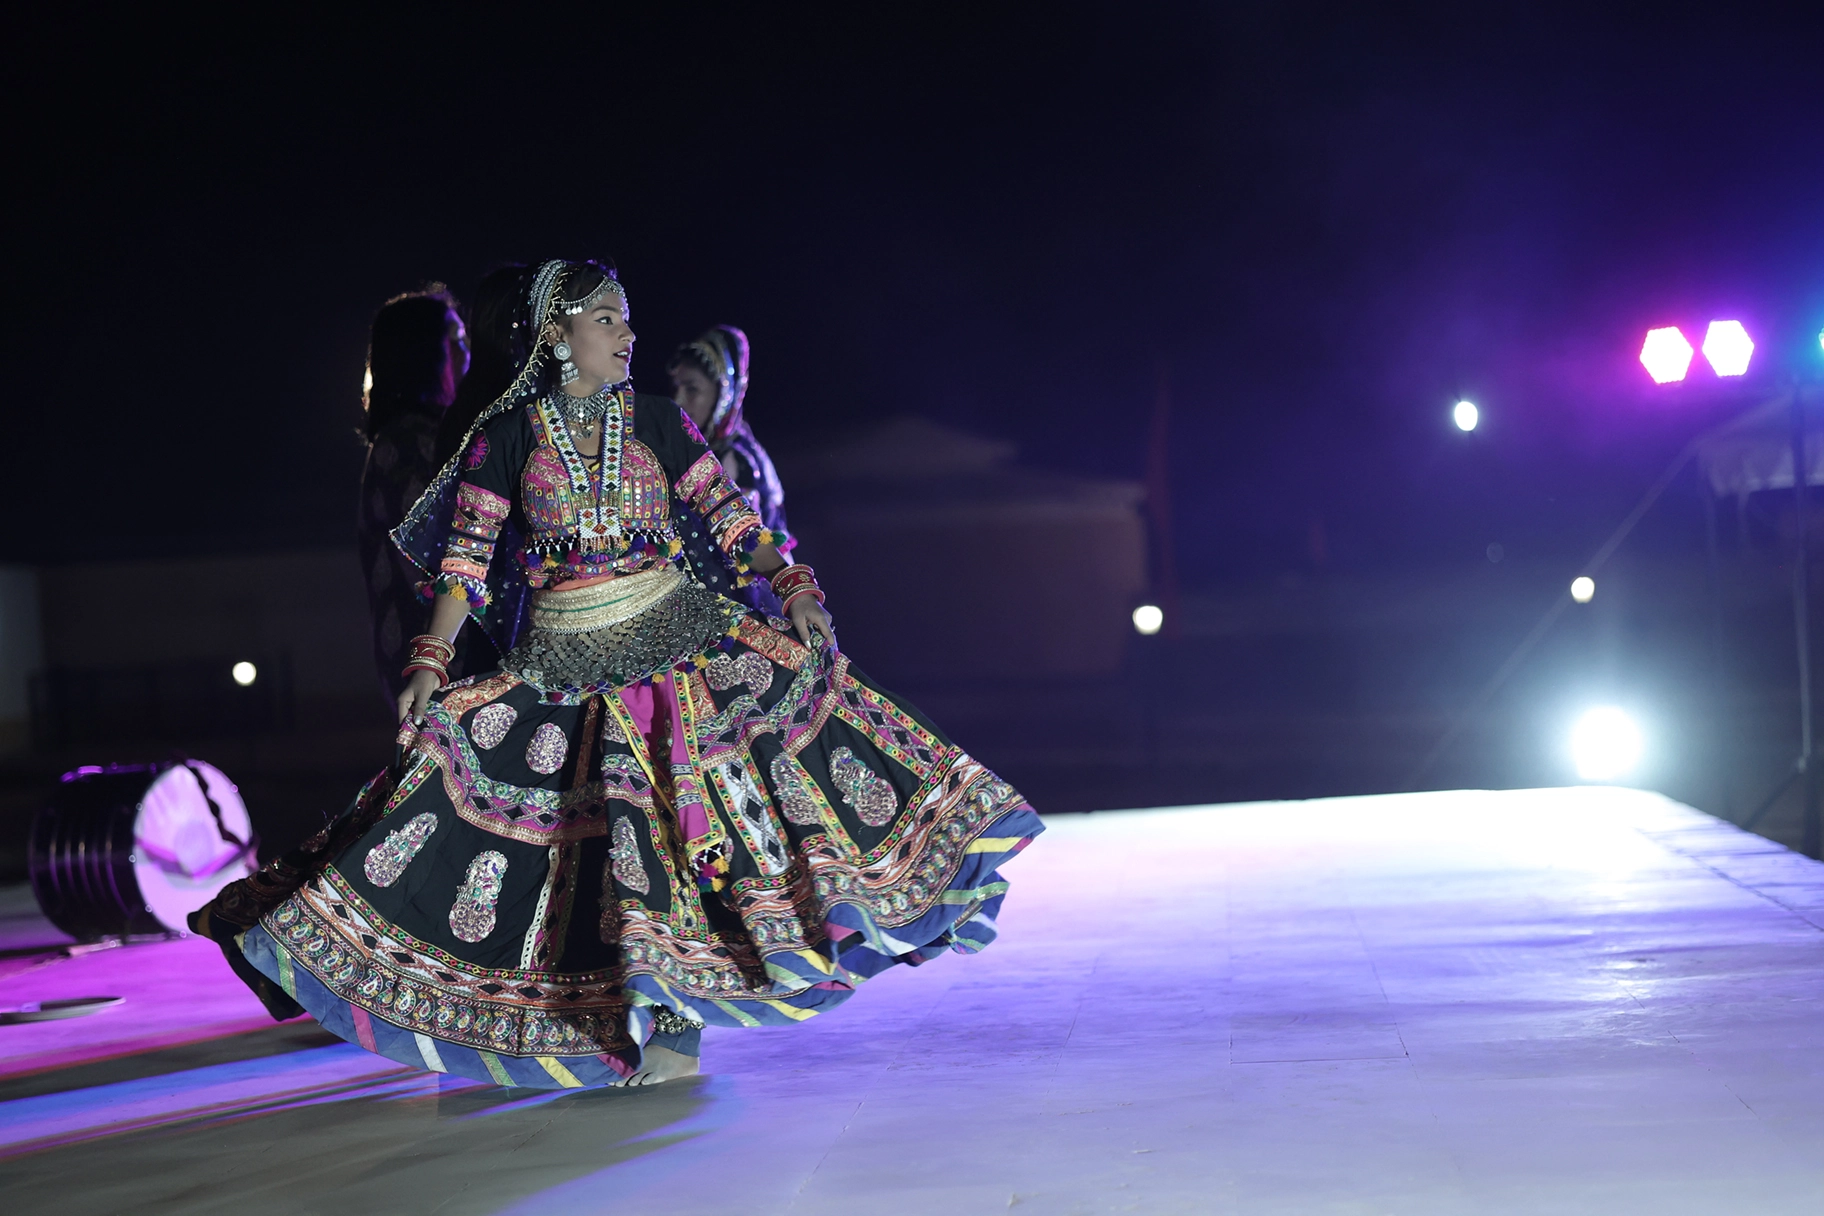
[1701,320,1754,377]
[1639,327,1694,384]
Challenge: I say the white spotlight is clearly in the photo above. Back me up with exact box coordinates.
[1453,400,1479,432]
[1570,576,1595,604]
[1571,706,1643,781]
[1131,604,1164,635]
[231,661,258,687]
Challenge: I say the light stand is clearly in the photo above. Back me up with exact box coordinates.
[1736,382,1821,856]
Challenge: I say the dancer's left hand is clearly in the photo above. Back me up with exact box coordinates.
[789,596,836,649]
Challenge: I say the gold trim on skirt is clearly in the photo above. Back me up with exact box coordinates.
[530,565,685,635]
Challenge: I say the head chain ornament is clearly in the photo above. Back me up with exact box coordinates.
[560,274,624,316]
[527,259,570,341]
[529,259,627,329]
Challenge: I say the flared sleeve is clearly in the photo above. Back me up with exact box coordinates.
[722,425,793,551]
[641,396,788,574]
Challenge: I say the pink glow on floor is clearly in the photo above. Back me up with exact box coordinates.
[0,936,278,1080]
[5,788,1824,1214]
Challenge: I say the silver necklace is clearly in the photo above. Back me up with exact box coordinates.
[557,387,614,438]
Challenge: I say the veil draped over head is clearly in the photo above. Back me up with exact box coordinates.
[389,258,626,658]
[675,324,787,543]
[684,325,751,444]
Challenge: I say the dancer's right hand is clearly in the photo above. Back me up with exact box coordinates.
[397,668,442,726]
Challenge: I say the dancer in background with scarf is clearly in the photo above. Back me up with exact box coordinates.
[669,326,792,615]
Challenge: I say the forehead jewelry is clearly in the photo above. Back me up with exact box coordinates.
[559,276,626,316]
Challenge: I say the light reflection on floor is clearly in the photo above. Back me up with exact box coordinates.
[2,1044,418,1155]
[5,788,1824,1215]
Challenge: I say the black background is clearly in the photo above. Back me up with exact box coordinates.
[7,2,1822,577]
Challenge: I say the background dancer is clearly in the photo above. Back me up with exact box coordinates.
[669,326,793,615]
[192,258,1042,1090]
[437,265,534,467]
[357,287,473,705]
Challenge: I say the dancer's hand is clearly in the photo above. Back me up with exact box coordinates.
[397,668,441,726]
[789,596,836,650]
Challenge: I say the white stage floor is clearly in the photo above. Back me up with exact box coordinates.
[5,787,1824,1214]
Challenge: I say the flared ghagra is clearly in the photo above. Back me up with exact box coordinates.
[213,603,1040,1088]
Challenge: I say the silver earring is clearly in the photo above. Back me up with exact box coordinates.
[553,340,578,386]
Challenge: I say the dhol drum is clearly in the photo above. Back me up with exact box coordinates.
[30,761,259,941]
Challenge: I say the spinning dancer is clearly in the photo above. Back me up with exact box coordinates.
[193,258,1041,1088]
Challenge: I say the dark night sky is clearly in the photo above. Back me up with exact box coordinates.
[9,3,1822,582]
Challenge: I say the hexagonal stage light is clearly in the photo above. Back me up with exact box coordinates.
[1639,327,1694,384]
[1700,320,1753,377]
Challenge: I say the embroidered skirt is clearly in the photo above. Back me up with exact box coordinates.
[216,574,1043,1088]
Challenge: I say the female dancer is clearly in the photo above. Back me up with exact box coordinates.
[668,326,788,545]
[357,287,473,704]
[193,258,1041,1088]
[668,326,791,615]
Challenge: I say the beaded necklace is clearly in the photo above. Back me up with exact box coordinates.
[537,389,633,553]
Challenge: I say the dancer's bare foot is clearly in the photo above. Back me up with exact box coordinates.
[613,1043,699,1087]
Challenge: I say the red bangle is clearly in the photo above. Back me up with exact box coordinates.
[769,564,820,602]
[781,586,825,612]
[403,634,453,688]
[407,634,455,661]
[402,661,449,688]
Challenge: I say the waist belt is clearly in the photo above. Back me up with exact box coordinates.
[506,569,746,700]
[530,565,685,635]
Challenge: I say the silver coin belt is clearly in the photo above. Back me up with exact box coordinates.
[503,580,745,702]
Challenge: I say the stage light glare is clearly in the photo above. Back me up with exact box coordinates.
[1453,400,1479,431]
[1132,604,1164,635]
[1570,576,1595,603]
[1701,320,1754,377]
[1639,327,1693,384]
[1570,706,1643,781]
[362,367,374,395]
[231,661,258,687]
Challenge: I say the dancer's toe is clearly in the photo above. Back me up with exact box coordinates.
[613,1044,699,1088]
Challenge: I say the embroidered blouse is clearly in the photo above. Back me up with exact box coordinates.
[436,390,781,607]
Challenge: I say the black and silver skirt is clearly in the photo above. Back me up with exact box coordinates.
[222,561,1044,1088]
